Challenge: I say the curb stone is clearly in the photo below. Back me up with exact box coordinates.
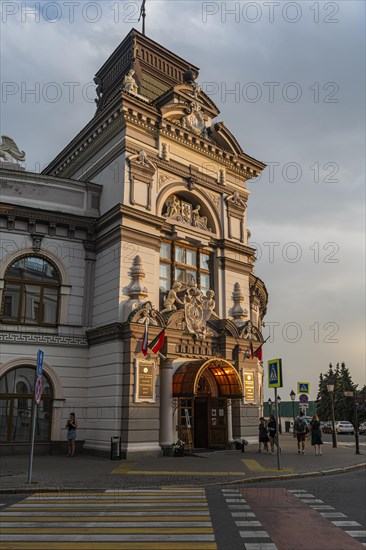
[1,463,365,494]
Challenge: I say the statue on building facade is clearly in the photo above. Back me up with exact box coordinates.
[0,136,25,163]
[164,195,211,231]
[122,69,139,94]
[160,281,184,314]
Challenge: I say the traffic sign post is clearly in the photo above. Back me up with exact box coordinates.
[36,349,44,377]
[268,359,283,389]
[28,350,45,484]
[268,358,283,470]
[297,382,310,394]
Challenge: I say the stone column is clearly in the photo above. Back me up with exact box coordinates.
[227,399,233,441]
[159,359,174,449]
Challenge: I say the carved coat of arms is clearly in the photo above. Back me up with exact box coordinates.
[184,285,215,341]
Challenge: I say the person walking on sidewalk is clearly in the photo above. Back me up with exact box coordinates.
[258,417,269,453]
[66,412,78,457]
[295,411,309,454]
[310,414,323,455]
[267,414,277,454]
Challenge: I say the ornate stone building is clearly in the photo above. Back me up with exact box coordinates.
[0,29,268,457]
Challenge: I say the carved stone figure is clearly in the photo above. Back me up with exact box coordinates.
[166,195,181,217]
[192,205,208,230]
[160,282,184,314]
[0,136,25,163]
[122,69,139,94]
[136,150,148,165]
[93,77,103,106]
[203,290,215,324]
[164,195,211,232]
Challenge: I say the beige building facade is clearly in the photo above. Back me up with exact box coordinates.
[0,29,268,457]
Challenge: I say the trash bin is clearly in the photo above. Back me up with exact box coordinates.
[110,436,121,460]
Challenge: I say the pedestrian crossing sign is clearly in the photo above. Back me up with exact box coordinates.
[297,382,310,394]
[267,358,283,388]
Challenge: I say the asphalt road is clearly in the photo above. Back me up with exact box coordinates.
[1,470,364,549]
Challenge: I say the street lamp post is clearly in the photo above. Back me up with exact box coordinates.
[290,390,296,437]
[327,379,337,448]
[277,395,282,434]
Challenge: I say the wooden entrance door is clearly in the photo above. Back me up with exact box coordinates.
[208,398,227,448]
[194,398,208,448]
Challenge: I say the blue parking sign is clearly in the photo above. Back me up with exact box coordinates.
[37,349,44,377]
[268,358,283,388]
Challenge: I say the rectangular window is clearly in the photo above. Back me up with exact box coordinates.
[159,242,212,308]
[160,242,171,260]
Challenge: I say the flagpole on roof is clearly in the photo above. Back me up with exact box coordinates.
[138,0,147,35]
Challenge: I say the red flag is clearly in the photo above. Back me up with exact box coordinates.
[149,330,166,355]
[254,336,270,360]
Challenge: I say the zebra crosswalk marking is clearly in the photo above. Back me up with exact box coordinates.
[0,487,217,549]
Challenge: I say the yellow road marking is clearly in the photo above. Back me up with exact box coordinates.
[242,459,294,473]
[111,462,136,474]
[0,527,214,534]
[1,516,210,522]
[0,543,217,549]
[7,512,208,517]
[13,499,207,504]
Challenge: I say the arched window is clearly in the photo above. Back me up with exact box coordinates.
[0,367,54,443]
[1,256,60,326]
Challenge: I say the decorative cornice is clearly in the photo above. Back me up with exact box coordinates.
[0,203,98,231]
[0,331,88,347]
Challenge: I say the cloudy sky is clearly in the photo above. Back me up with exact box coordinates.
[2,1,365,400]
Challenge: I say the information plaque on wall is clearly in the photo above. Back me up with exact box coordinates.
[244,372,255,403]
[135,360,156,403]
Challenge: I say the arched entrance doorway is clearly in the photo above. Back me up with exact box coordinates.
[0,367,54,443]
[173,358,243,449]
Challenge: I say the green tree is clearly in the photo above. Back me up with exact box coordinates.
[335,362,356,422]
[316,364,336,420]
[316,362,359,424]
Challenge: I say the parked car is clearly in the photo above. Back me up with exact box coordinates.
[322,421,333,433]
[359,422,366,435]
[335,421,354,434]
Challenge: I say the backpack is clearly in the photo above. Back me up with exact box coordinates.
[295,418,306,433]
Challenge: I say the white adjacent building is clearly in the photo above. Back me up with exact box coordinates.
[0,29,268,457]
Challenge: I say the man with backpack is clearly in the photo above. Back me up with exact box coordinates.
[294,411,309,454]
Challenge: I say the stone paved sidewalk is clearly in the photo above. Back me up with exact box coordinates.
[1,434,365,493]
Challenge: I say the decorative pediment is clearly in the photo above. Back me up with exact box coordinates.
[209,122,243,156]
[156,83,220,119]
[128,301,165,328]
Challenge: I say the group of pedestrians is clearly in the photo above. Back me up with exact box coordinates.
[258,415,278,454]
[294,411,323,455]
[258,411,324,455]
